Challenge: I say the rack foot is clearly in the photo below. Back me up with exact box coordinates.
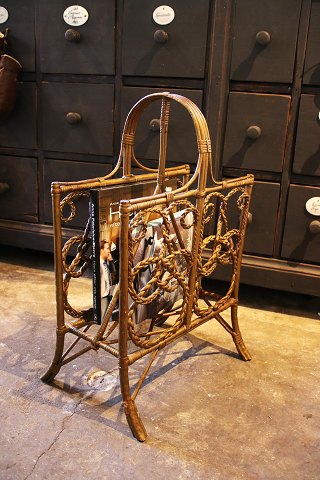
[123,398,147,442]
[41,363,62,383]
[231,305,251,361]
[41,333,65,382]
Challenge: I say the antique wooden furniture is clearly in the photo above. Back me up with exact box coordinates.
[42,92,254,441]
[0,0,319,295]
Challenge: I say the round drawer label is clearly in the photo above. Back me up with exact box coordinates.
[153,5,175,25]
[63,5,89,26]
[0,7,9,24]
[305,197,320,216]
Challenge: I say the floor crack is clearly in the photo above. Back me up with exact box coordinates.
[24,397,82,480]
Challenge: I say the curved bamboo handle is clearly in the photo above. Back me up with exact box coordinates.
[120,92,213,193]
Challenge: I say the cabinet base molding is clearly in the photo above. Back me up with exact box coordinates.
[205,252,320,297]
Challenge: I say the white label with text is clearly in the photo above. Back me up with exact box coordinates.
[0,7,9,24]
[153,5,175,26]
[306,197,320,216]
[63,5,89,26]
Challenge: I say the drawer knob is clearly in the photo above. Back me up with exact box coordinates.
[0,182,9,194]
[247,212,253,225]
[255,30,271,46]
[309,220,320,234]
[65,29,81,42]
[66,112,82,124]
[246,125,262,139]
[149,118,161,131]
[154,29,169,44]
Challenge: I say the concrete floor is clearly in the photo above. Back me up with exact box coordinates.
[0,245,319,480]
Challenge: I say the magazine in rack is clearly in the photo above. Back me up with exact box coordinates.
[90,178,184,325]
[132,207,194,324]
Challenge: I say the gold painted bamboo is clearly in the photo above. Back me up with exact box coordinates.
[119,199,147,441]
[43,91,254,441]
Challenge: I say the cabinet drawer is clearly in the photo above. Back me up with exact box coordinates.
[41,83,114,155]
[281,185,320,264]
[122,0,209,78]
[0,156,37,222]
[43,159,112,227]
[0,0,35,71]
[0,82,37,149]
[225,181,280,256]
[230,0,301,83]
[303,1,320,85]
[293,95,320,177]
[39,1,115,74]
[121,87,203,165]
[223,92,290,172]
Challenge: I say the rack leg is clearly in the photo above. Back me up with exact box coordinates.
[41,331,65,382]
[119,363,147,442]
[231,305,251,361]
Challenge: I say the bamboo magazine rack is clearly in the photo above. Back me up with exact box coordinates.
[42,92,254,441]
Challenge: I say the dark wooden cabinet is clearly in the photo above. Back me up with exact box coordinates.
[243,182,281,257]
[122,0,209,78]
[0,0,36,72]
[293,94,320,177]
[41,82,114,155]
[224,180,281,256]
[221,0,319,295]
[0,83,37,149]
[230,0,302,83]
[282,185,320,264]
[0,156,38,222]
[0,0,319,295]
[39,0,116,75]
[42,159,112,226]
[303,0,320,85]
[223,92,290,172]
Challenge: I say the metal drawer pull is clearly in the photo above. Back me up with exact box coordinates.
[255,30,271,46]
[65,29,81,42]
[0,182,9,194]
[309,220,320,234]
[246,125,262,139]
[65,112,82,124]
[149,118,160,131]
[154,29,169,44]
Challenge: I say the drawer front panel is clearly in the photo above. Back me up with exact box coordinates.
[121,87,203,165]
[230,0,301,83]
[39,0,115,74]
[0,0,35,71]
[223,92,290,172]
[226,181,280,256]
[41,83,114,155]
[0,156,37,222]
[281,185,320,264]
[43,159,112,227]
[303,2,320,85]
[293,94,320,177]
[122,0,209,78]
[0,82,37,149]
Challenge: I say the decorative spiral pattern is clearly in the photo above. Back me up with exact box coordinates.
[61,216,92,318]
[126,200,197,348]
[195,186,250,311]
[60,191,89,223]
[58,183,251,335]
